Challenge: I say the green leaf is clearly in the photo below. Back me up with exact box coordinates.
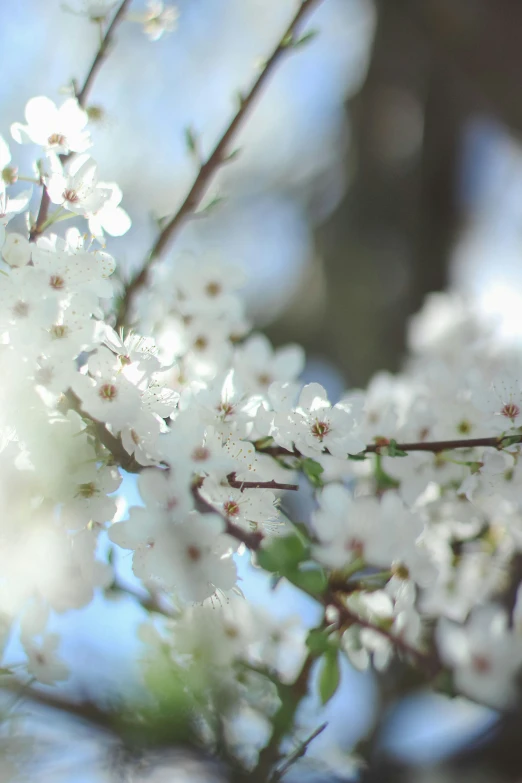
[306,629,332,655]
[225,148,241,162]
[301,458,324,488]
[254,436,274,450]
[288,564,327,595]
[293,29,319,48]
[348,453,366,461]
[387,439,407,457]
[184,126,198,156]
[256,534,308,574]
[318,649,341,705]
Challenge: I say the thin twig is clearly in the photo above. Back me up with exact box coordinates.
[29,0,131,242]
[271,722,328,781]
[227,472,298,492]
[252,650,317,781]
[115,0,326,328]
[107,577,179,617]
[76,0,133,107]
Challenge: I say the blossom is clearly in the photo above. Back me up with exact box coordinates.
[233,333,305,394]
[436,605,522,708]
[32,229,116,301]
[292,383,365,458]
[2,233,31,267]
[200,477,280,535]
[11,96,90,154]
[0,134,17,187]
[133,0,179,41]
[73,366,142,433]
[111,510,236,603]
[0,188,32,246]
[87,181,131,241]
[45,153,111,216]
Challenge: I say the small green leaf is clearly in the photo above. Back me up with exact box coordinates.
[387,439,407,457]
[225,148,241,162]
[318,649,341,705]
[184,126,198,156]
[306,629,332,655]
[301,458,324,488]
[257,534,308,574]
[293,29,319,48]
[347,453,366,461]
[288,564,327,595]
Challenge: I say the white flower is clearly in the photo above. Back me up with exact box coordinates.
[233,333,305,395]
[200,477,280,535]
[112,509,236,603]
[472,370,522,433]
[0,134,17,188]
[45,153,111,216]
[160,414,237,480]
[292,383,365,458]
[133,0,179,41]
[436,605,522,708]
[32,229,116,301]
[11,96,90,154]
[60,465,122,528]
[0,188,32,246]
[88,181,131,242]
[72,351,142,433]
[2,233,31,267]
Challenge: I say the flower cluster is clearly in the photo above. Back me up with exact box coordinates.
[3,4,522,778]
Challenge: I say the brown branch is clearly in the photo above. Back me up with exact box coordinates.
[252,650,317,781]
[257,433,522,459]
[76,0,133,108]
[115,0,326,329]
[29,0,131,242]
[227,472,298,492]
[0,677,116,730]
[364,435,521,454]
[64,389,144,473]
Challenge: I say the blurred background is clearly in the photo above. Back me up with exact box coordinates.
[4,0,522,780]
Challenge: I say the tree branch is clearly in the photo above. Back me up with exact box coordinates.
[76,0,133,107]
[251,650,317,782]
[115,0,326,329]
[257,433,522,459]
[227,472,298,492]
[29,0,131,242]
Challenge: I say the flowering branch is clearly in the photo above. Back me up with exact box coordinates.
[364,434,522,454]
[325,590,440,676]
[115,0,326,328]
[29,0,131,242]
[257,433,522,460]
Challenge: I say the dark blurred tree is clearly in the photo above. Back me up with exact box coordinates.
[269,0,522,387]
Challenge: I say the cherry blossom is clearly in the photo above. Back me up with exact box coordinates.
[11,96,90,154]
